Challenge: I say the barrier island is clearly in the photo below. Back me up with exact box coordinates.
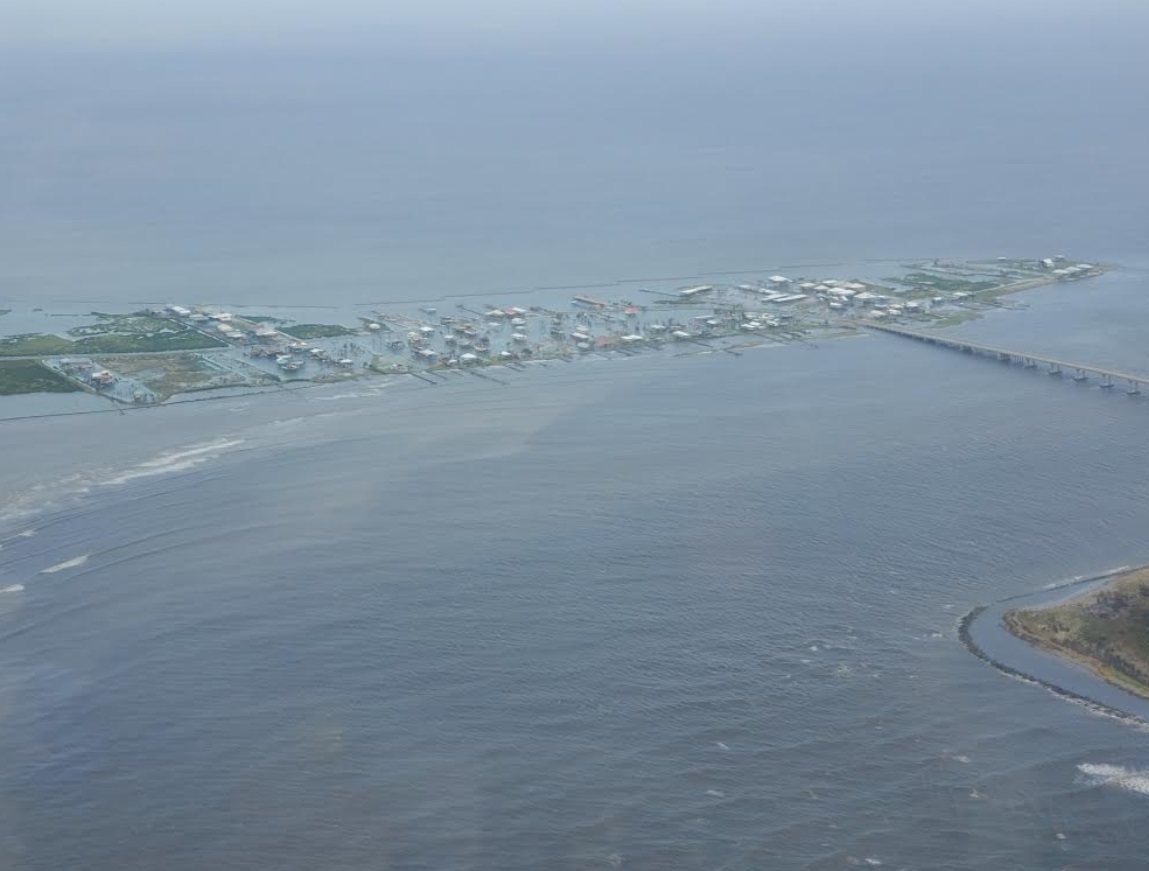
[0,255,1106,404]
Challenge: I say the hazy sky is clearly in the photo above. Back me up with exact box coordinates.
[4,0,1146,51]
[1,0,1146,298]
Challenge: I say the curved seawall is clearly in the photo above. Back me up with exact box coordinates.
[960,567,1149,730]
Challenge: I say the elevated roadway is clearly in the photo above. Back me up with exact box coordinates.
[866,322,1148,392]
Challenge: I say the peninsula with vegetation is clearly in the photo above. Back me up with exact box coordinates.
[1004,566,1149,700]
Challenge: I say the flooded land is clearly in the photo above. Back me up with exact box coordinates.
[0,256,1103,407]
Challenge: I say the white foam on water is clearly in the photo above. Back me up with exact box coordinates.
[0,584,25,594]
[312,388,393,402]
[100,438,246,486]
[2,436,256,530]
[0,501,49,525]
[269,416,307,429]
[0,471,99,525]
[40,554,89,574]
[0,505,33,525]
[1077,762,1149,796]
[1044,565,1133,590]
[265,409,346,430]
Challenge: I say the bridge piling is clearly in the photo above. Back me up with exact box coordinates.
[864,323,1146,399]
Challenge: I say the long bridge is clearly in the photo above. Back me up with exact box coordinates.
[866,322,1148,394]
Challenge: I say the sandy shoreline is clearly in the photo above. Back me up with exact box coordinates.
[960,563,1149,725]
[1002,565,1149,700]
[959,604,1149,730]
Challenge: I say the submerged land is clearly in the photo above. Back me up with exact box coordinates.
[1005,566,1149,700]
[0,255,1105,403]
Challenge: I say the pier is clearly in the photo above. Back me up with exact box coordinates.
[867,323,1147,394]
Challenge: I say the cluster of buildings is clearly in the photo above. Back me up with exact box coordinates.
[396,315,497,366]
[1036,255,1099,280]
[161,304,354,375]
[733,275,931,320]
[53,358,117,389]
[161,304,248,342]
[143,258,1076,386]
[1043,260,1098,280]
[727,275,928,316]
[47,358,155,404]
[248,343,354,372]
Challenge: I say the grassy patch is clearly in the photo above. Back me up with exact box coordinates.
[68,314,175,337]
[369,356,410,375]
[930,310,982,328]
[281,323,357,340]
[0,360,81,395]
[73,331,225,353]
[0,334,74,356]
[2,308,232,356]
[281,323,356,340]
[242,315,287,324]
[94,353,271,401]
[898,287,940,301]
[891,272,998,294]
[0,325,225,357]
[1005,567,1149,699]
[974,275,1059,302]
[973,259,1044,273]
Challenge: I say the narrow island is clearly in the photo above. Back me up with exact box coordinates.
[1004,566,1149,700]
[0,255,1106,406]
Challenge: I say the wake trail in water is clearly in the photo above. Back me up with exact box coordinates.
[1,437,253,533]
[100,438,247,486]
[39,555,89,574]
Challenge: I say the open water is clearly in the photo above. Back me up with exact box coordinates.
[3,17,1149,870]
[4,269,1149,869]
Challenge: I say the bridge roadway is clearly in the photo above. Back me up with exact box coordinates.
[865,322,1149,392]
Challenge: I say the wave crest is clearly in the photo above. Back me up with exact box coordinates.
[1078,762,1149,796]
